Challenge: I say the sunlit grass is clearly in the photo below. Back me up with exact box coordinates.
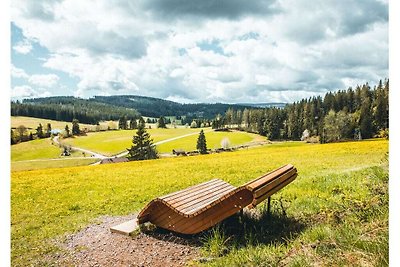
[11,139,388,266]
[62,127,209,156]
[11,116,106,132]
[11,138,62,161]
[11,158,98,172]
[157,131,259,153]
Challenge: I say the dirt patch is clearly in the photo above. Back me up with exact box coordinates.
[52,214,201,266]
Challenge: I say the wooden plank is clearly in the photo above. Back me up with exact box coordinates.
[168,181,233,207]
[253,168,297,198]
[243,164,291,187]
[161,179,223,201]
[245,164,293,190]
[250,173,297,207]
[158,190,243,233]
[179,186,237,214]
[173,183,234,209]
[176,189,253,234]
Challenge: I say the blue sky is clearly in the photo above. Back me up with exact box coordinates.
[10,0,388,103]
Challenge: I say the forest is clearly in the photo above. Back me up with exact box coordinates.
[11,96,140,124]
[213,79,389,142]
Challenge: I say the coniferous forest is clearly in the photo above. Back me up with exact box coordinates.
[213,79,389,142]
[11,96,140,124]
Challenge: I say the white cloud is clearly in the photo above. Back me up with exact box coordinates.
[28,74,59,87]
[12,39,33,54]
[11,85,51,99]
[11,65,29,79]
[11,0,388,103]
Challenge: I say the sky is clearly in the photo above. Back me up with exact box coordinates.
[10,0,388,104]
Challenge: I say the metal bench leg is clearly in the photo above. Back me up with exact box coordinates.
[267,197,271,216]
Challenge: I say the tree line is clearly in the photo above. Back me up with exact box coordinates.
[11,96,140,125]
[213,79,389,142]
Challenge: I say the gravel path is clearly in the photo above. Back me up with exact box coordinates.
[52,214,201,267]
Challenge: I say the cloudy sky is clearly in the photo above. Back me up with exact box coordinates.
[10,0,388,103]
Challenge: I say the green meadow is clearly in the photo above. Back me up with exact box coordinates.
[157,130,259,153]
[62,127,217,156]
[11,116,107,132]
[11,138,63,161]
[11,139,388,266]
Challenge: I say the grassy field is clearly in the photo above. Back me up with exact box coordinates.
[11,116,109,132]
[11,158,98,172]
[62,127,214,156]
[157,131,259,153]
[11,138,63,161]
[11,138,98,171]
[11,139,388,266]
[11,138,85,162]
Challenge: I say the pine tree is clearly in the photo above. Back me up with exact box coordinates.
[36,123,44,139]
[158,116,167,128]
[119,116,127,130]
[196,130,207,154]
[46,123,52,137]
[11,129,16,145]
[72,119,80,135]
[138,117,146,128]
[130,118,138,129]
[127,123,158,161]
[65,125,70,137]
[359,98,373,139]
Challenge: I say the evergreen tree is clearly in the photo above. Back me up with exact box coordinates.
[138,117,146,128]
[158,116,167,128]
[36,123,44,139]
[196,130,207,154]
[130,118,138,129]
[46,123,52,137]
[72,119,80,135]
[359,98,373,139]
[65,125,70,137]
[119,116,127,130]
[127,123,158,161]
[11,129,16,145]
[374,83,386,130]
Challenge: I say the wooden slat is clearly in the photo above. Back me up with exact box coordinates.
[156,188,252,231]
[178,189,253,234]
[253,168,297,198]
[250,173,297,207]
[179,186,237,214]
[167,181,232,207]
[244,164,290,188]
[151,181,235,220]
[245,164,293,190]
[161,179,223,201]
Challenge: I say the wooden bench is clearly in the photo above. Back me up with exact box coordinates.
[133,164,297,234]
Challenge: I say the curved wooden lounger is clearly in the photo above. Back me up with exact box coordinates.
[137,164,297,234]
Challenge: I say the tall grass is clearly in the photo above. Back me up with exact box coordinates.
[197,164,388,266]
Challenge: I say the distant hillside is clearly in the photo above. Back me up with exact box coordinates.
[11,95,265,123]
[11,96,139,125]
[91,95,257,118]
[236,102,287,108]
